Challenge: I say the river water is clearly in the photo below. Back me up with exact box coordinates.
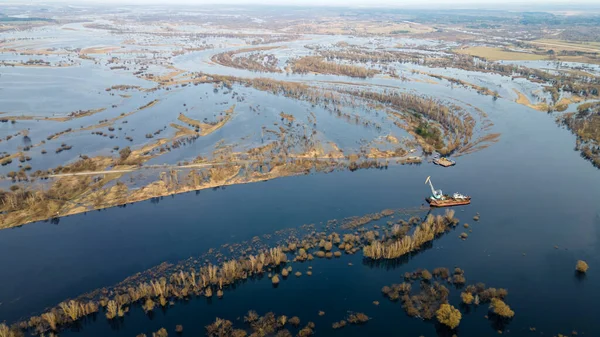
[0,88,598,336]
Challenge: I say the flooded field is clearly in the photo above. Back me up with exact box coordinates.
[0,3,599,337]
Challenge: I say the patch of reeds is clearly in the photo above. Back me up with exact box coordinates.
[0,323,22,337]
[206,311,304,337]
[17,211,444,335]
[22,247,289,335]
[341,209,395,229]
[290,56,379,78]
[363,210,458,260]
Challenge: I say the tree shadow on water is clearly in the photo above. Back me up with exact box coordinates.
[434,322,459,337]
[488,313,513,333]
[459,302,473,315]
[574,271,587,281]
[108,316,126,331]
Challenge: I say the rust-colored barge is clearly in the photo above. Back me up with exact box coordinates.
[426,196,471,207]
[425,176,471,208]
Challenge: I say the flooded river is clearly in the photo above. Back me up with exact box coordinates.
[1,16,599,336]
[0,92,598,336]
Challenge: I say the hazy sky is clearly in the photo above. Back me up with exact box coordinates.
[24,0,600,6]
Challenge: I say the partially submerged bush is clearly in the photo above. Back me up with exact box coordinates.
[275,330,291,337]
[0,323,20,337]
[576,260,589,273]
[297,326,314,336]
[119,147,132,161]
[143,298,155,312]
[153,328,168,337]
[332,320,347,329]
[106,300,123,319]
[244,310,259,323]
[288,316,300,327]
[461,292,474,304]
[278,315,287,327]
[347,312,369,324]
[436,304,461,329]
[489,298,514,318]
[206,318,233,337]
[433,267,450,279]
[452,268,466,285]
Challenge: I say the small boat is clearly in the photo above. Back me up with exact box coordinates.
[433,157,456,167]
[425,177,471,207]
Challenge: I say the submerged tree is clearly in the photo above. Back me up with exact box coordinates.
[576,260,589,273]
[461,292,474,304]
[489,298,514,318]
[436,304,461,329]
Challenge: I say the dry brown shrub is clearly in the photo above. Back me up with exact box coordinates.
[576,260,589,273]
[433,267,450,279]
[153,328,168,337]
[347,312,369,324]
[436,304,461,329]
[244,310,259,323]
[332,320,347,329]
[288,316,300,327]
[41,312,58,331]
[461,292,474,304]
[489,298,514,318]
[143,298,155,312]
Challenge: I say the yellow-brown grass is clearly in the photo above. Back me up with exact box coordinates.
[455,46,547,61]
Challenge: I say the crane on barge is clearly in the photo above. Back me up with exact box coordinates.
[425,176,443,199]
[425,176,471,207]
